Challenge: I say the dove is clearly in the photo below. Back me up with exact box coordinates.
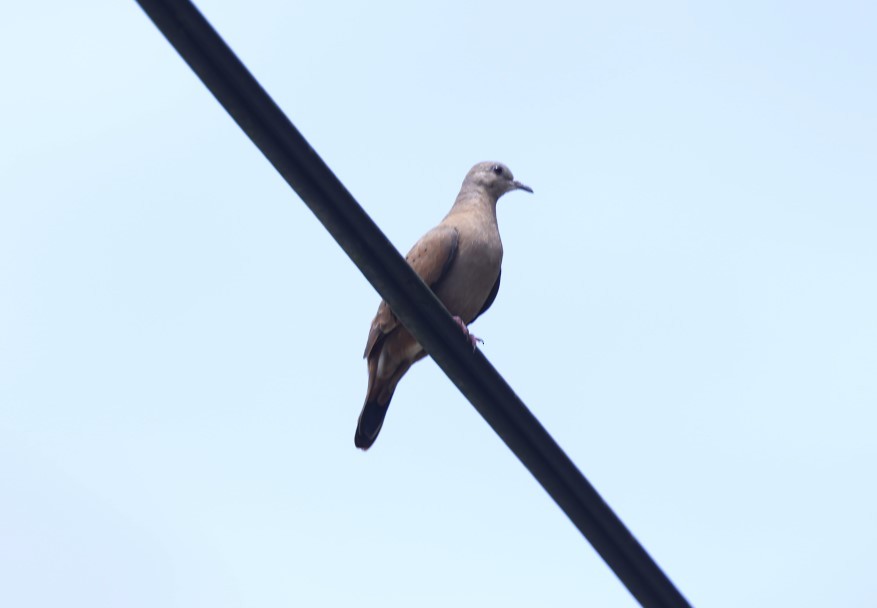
[355,161,532,450]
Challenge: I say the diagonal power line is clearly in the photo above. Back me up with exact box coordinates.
[133,1,692,606]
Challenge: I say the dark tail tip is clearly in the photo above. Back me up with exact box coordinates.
[355,399,389,450]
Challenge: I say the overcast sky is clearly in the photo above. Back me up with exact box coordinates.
[2,1,876,606]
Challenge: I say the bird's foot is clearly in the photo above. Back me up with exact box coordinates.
[452,316,484,351]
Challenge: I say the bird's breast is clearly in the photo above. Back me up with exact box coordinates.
[434,224,502,323]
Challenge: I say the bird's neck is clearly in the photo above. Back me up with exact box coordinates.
[450,189,499,220]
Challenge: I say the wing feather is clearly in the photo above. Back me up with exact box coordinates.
[363,225,459,359]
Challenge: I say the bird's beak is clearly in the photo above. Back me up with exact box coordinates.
[512,180,533,193]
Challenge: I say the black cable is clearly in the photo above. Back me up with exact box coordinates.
[133,1,692,606]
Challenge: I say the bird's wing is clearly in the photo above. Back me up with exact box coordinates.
[406,224,460,286]
[363,225,460,359]
[471,270,501,323]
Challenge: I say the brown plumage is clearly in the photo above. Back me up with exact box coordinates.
[355,162,532,449]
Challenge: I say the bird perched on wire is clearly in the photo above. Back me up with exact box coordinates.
[355,161,532,450]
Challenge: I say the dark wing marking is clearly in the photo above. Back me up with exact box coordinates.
[471,270,501,323]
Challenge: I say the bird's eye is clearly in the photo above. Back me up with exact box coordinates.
[492,165,503,175]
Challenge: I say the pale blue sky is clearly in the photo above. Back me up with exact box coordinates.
[1,1,876,606]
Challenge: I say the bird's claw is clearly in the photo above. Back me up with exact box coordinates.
[452,316,483,351]
[469,334,484,351]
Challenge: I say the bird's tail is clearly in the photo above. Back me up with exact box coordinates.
[356,351,417,450]
[355,397,391,450]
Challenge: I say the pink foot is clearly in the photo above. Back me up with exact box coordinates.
[452,316,484,351]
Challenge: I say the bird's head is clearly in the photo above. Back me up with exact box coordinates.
[464,161,533,200]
